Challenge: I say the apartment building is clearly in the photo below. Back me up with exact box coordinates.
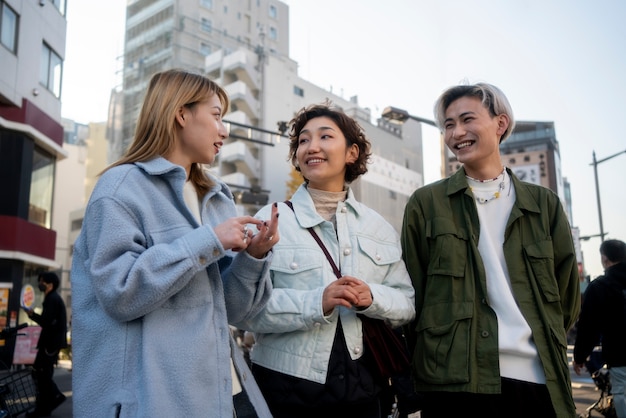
[110,0,424,230]
[0,0,67,363]
[116,0,290,158]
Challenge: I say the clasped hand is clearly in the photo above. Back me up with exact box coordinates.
[322,276,372,316]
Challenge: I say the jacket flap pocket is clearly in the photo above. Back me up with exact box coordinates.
[356,236,401,266]
[426,218,467,277]
[427,217,468,241]
[270,248,322,274]
[416,302,473,333]
[523,239,559,302]
[524,239,553,260]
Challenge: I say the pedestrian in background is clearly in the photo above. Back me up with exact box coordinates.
[401,82,580,417]
[71,69,278,417]
[23,271,67,418]
[235,102,415,418]
[574,239,626,418]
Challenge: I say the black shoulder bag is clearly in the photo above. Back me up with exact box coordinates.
[284,201,410,379]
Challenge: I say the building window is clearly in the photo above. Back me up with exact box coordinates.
[269,26,277,40]
[200,42,211,56]
[201,18,212,33]
[29,147,55,228]
[269,4,277,18]
[1,1,18,53]
[293,85,304,97]
[71,219,83,231]
[200,0,212,9]
[50,0,66,15]
[40,43,63,98]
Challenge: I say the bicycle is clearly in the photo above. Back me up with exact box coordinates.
[0,324,37,417]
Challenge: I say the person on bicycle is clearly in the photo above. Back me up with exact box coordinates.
[23,272,67,417]
[574,239,626,418]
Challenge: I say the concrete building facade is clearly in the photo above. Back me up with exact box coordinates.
[0,0,68,363]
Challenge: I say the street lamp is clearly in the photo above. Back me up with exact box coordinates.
[382,105,447,181]
[579,233,607,241]
[381,106,438,128]
[590,148,626,242]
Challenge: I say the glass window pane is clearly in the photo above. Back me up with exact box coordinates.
[50,49,62,97]
[51,0,67,15]
[1,3,18,52]
[201,18,212,33]
[29,148,55,228]
[40,44,49,86]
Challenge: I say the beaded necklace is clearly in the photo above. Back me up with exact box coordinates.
[466,167,510,204]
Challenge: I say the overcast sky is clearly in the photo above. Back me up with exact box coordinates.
[62,0,626,279]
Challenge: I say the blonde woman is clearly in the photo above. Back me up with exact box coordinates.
[71,69,278,417]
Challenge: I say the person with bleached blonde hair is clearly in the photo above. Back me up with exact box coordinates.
[402,82,580,417]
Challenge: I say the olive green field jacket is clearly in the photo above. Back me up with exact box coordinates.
[401,167,580,418]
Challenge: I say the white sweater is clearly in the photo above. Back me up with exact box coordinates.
[469,174,545,384]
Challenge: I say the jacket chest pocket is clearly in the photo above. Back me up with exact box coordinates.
[523,239,560,303]
[355,235,401,283]
[271,247,327,290]
[426,217,468,278]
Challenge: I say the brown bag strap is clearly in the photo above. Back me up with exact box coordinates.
[284,201,341,279]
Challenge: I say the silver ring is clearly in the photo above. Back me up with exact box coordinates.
[266,235,273,241]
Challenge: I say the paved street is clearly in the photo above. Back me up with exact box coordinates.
[46,360,72,418]
[46,356,607,417]
[571,366,604,418]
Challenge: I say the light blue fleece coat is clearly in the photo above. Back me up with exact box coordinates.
[71,157,273,417]
[234,185,415,384]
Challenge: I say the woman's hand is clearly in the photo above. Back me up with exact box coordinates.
[245,202,280,259]
[214,216,264,252]
[322,276,372,315]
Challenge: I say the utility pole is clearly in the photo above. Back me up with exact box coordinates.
[590,149,626,242]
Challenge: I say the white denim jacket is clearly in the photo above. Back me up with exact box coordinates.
[234,184,415,384]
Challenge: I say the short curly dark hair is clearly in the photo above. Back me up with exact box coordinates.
[287,101,371,184]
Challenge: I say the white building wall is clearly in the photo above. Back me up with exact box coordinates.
[52,141,87,298]
[84,122,109,200]
[0,0,66,118]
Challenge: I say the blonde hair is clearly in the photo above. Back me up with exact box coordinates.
[434,82,515,143]
[105,69,229,196]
